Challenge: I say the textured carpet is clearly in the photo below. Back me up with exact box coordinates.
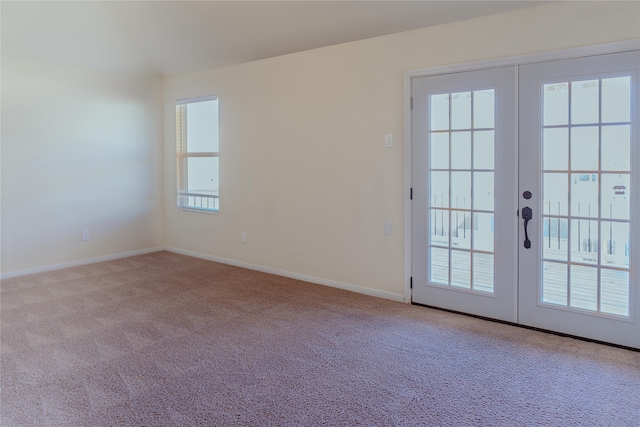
[1,251,639,426]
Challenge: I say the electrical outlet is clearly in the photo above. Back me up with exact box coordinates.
[81,229,90,241]
[241,231,247,243]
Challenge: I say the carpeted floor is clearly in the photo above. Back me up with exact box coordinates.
[1,251,639,426]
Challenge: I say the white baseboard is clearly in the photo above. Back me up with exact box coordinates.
[0,247,165,280]
[165,247,405,303]
[1,246,406,304]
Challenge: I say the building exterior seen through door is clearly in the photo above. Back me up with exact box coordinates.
[411,48,640,349]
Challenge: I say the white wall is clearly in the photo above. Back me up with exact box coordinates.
[1,58,163,274]
[163,2,640,300]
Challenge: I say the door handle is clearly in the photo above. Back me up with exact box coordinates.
[522,207,532,249]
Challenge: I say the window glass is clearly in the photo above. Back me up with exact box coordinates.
[176,97,219,212]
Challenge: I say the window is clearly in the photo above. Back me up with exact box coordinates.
[176,96,219,212]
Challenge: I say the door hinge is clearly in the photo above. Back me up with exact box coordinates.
[410,277,413,289]
[410,187,413,200]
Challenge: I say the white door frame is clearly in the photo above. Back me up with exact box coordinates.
[404,39,640,304]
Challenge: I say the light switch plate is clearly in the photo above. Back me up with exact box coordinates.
[384,221,392,235]
[384,133,393,148]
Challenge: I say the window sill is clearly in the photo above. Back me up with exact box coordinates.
[177,207,219,215]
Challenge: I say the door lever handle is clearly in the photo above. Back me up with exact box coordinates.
[522,207,532,249]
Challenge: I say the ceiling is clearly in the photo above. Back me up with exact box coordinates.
[1,1,548,77]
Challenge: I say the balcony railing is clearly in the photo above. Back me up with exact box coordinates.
[178,192,219,212]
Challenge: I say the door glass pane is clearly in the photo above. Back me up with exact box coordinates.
[473,130,494,169]
[601,221,629,268]
[451,250,470,288]
[602,77,630,123]
[602,174,630,220]
[451,210,471,249]
[429,248,449,285]
[472,253,493,293]
[473,213,494,252]
[542,261,567,305]
[570,219,598,265]
[473,172,494,211]
[430,171,449,208]
[600,269,629,316]
[430,209,449,247]
[543,217,568,261]
[543,83,569,126]
[430,94,449,131]
[451,92,471,130]
[430,133,449,169]
[571,127,599,171]
[602,125,630,171]
[451,172,471,209]
[571,80,599,125]
[570,265,598,311]
[571,173,598,218]
[473,90,495,129]
[543,173,568,215]
[451,132,471,169]
[543,128,568,170]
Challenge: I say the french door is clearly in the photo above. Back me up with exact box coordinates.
[411,49,640,348]
[411,66,518,323]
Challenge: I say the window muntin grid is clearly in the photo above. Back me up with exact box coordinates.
[428,90,496,294]
[541,77,631,317]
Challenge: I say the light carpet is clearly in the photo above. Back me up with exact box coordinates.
[1,251,639,426]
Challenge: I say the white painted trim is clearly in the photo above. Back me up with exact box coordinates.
[0,247,165,279]
[176,94,217,105]
[403,39,640,308]
[165,247,405,303]
[405,39,640,80]
[512,65,521,324]
[403,70,413,304]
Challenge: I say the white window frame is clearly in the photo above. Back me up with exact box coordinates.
[176,95,220,213]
